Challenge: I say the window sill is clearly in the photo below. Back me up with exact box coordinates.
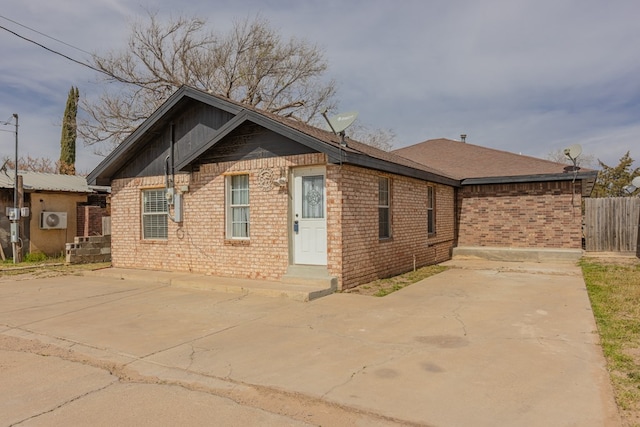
[224,239,250,246]
[141,239,168,244]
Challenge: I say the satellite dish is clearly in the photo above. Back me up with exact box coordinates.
[325,111,358,134]
[632,176,640,187]
[563,143,582,160]
[321,109,359,148]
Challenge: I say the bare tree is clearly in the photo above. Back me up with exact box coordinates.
[348,123,397,151]
[2,156,58,173]
[546,148,596,169]
[80,12,337,153]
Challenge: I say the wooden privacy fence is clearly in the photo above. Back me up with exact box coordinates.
[584,197,640,254]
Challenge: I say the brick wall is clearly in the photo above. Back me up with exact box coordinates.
[457,181,583,249]
[76,205,107,237]
[110,154,456,288]
[111,153,326,281]
[337,165,456,289]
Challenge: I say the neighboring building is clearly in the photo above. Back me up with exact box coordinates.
[0,171,93,258]
[394,138,597,260]
[87,86,597,289]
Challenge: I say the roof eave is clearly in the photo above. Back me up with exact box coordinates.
[245,113,348,161]
[3,186,92,193]
[242,114,460,186]
[175,111,250,170]
[338,151,461,187]
[173,108,349,171]
[462,170,599,196]
[87,86,245,185]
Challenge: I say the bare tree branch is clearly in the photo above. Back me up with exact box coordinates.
[80,12,338,153]
[348,123,397,152]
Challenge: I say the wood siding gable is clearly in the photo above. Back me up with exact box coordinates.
[191,123,316,166]
[112,101,236,180]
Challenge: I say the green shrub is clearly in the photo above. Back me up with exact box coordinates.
[23,252,48,263]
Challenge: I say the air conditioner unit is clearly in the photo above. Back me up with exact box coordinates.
[40,211,67,229]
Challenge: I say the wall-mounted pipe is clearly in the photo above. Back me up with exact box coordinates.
[165,123,175,190]
[165,122,183,223]
[170,122,175,180]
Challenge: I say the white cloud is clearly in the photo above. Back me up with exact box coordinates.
[0,0,638,173]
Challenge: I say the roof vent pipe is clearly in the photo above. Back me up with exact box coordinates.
[460,134,467,143]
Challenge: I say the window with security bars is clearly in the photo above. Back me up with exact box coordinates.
[378,177,391,239]
[142,189,168,239]
[427,186,435,235]
[227,174,250,239]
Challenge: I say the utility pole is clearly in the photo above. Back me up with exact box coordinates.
[11,113,20,263]
[1,113,20,263]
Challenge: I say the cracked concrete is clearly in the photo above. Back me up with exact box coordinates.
[0,260,622,426]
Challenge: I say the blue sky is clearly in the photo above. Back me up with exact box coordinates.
[1,0,639,173]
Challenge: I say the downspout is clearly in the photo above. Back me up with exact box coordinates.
[170,122,175,185]
[454,185,460,250]
[165,122,175,190]
[165,122,182,223]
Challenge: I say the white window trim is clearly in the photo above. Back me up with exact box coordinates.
[226,174,250,239]
[142,188,168,240]
[378,176,391,239]
[427,185,435,235]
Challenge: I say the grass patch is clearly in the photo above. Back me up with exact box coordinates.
[2,254,65,266]
[348,264,448,297]
[581,258,640,417]
[23,252,49,263]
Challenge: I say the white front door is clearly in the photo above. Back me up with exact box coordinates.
[293,166,327,265]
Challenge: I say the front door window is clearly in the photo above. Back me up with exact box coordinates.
[302,175,324,219]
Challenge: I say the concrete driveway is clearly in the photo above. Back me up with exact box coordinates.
[0,260,620,426]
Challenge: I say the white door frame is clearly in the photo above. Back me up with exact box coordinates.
[292,166,327,265]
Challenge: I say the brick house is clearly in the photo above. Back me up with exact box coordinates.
[394,138,597,261]
[87,86,459,290]
[87,86,596,289]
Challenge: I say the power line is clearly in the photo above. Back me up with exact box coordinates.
[0,24,140,87]
[0,14,93,56]
[0,24,105,77]
[1,115,16,125]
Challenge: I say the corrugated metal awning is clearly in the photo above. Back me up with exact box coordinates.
[0,170,91,193]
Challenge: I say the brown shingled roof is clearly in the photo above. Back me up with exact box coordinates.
[393,138,577,180]
[217,89,455,179]
[276,119,455,179]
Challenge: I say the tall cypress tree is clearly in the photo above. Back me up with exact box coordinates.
[59,86,79,175]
